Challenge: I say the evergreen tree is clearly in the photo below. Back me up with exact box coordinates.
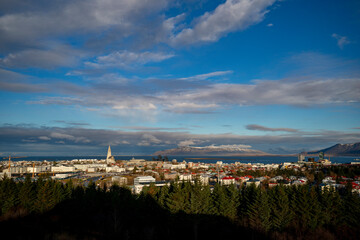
[166,182,188,213]
[35,180,56,213]
[239,184,257,221]
[18,175,36,212]
[248,188,271,231]
[292,185,311,230]
[341,187,360,227]
[223,184,239,219]
[64,179,73,200]
[1,178,20,214]
[211,183,226,216]
[52,181,65,205]
[307,186,322,229]
[155,185,169,209]
[270,186,292,231]
[189,183,212,215]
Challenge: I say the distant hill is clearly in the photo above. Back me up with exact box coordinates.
[306,142,360,156]
[154,145,269,156]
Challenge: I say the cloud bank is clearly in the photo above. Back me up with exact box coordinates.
[1,124,359,156]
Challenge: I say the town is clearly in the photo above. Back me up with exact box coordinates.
[1,146,360,195]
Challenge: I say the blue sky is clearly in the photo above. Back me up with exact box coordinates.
[0,0,359,156]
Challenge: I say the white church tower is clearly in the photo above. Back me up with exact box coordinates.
[106,145,115,164]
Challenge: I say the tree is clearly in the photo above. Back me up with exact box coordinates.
[35,180,56,213]
[248,188,271,232]
[341,187,360,227]
[270,186,292,231]
[166,182,188,213]
[1,178,20,214]
[18,175,36,212]
[189,183,212,215]
[155,185,169,209]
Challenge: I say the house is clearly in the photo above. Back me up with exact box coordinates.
[112,176,127,185]
[179,174,192,181]
[221,176,235,185]
[245,179,261,187]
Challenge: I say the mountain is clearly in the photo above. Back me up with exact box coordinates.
[306,142,360,156]
[153,145,269,156]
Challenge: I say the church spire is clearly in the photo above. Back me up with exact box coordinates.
[107,145,112,160]
[106,145,115,164]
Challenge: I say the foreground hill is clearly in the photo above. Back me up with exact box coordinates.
[307,142,360,156]
[154,145,269,156]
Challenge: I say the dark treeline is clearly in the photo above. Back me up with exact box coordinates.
[0,176,359,239]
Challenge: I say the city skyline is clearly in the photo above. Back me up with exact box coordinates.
[1,0,360,156]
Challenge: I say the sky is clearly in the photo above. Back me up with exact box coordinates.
[0,0,360,156]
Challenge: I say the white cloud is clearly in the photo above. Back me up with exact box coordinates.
[27,76,360,116]
[192,144,252,150]
[178,139,204,147]
[164,102,218,113]
[163,78,360,108]
[332,33,351,49]
[0,0,169,49]
[0,45,83,69]
[137,134,162,147]
[86,50,175,69]
[179,70,233,81]
[170,0,276,45]
[141,134,162,144]
[246,124,298,132]
[38,136,51,140]
[50,132,91,143]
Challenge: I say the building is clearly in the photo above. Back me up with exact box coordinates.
[128,158,146,164]
[106,166,126,173]
[298,154,305,162]
[221,176,235,185]
[179,174,192,181]
[106,145,116,164]
[112,176,127,185]
[51,165,76,172]
[245,179,261,187]
[134,176,155,185]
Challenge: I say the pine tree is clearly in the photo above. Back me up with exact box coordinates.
[155,185,169,209]
[223,184,239,219]
[270,186,292,231]
[166,182,187,213]
[318,186,334,226]
[292,185,311,230]
[258,190,272,232]
[189,183,212,215]
[1,178,20,214]
[239,184,257,221]
[248,188,271,231]
[64,179,73,200]
[18,175,36,212]
[35,180,56,213]
[308,186,322,229]
[211,183,226,216]
[341,187,360,227]
[52,181,65,205]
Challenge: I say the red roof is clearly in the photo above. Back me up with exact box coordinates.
[222,176,235,180]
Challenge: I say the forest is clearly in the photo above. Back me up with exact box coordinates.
[0,175,359,240]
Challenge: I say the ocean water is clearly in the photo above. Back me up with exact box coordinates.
[5,155,359,165]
